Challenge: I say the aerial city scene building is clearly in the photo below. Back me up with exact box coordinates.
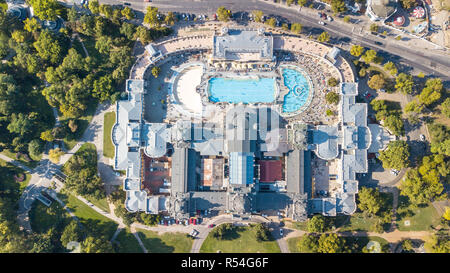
[1,0,448,256]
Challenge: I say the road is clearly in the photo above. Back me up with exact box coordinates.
[95,0,450,79]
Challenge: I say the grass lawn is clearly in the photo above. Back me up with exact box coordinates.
[397,198,441,231]
[1,149,39,169]
[338,213,380,232]
[29,201,70,234]
[346,236,390,253]
[287,220,308,231]
[200,224,281,253]
[78,34,102,60]
[287,236,302,253]
[103,112,116,158]
[0,158,32,197]
[85,195,110,213]
[137,229,193,253]
[59,193,118,240]
[114,228,143,253]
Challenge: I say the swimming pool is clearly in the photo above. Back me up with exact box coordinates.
[208,77,276,103]
[281,68,311,113]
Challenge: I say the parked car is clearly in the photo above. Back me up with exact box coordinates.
[208,224,215,228]
[318,21,326,26]
[374,41,383,46]
[327,16,333,22]
[280,229,283,236]
[124,2,131,6]
[420,134,426,141]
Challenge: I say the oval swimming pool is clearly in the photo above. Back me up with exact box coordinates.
[281,68,311,113]
[208,77,276,103]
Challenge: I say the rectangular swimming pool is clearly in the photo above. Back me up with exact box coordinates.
[208,77,276,103]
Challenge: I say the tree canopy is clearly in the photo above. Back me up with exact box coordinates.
[379,140,410,170]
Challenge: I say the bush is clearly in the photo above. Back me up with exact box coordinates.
[325,92,340,105]
[327,77,339,87]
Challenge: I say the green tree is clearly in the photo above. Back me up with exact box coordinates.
[297,234,319,253]
[60,220,82,249]
[265,17,277,28]
[400,0,417,9]
[357,187,383,216]
[418,78,444,106]
[95,36,113,55]
[164,11,176,26]
[395,73,414,94]
[216,6,232,22]
[401,169,445,206]
[252,10,264,23]
[121,6,135,20]
[28,139,44,159]
[92,75,114,102]
[404,100,424,114]
[327,77,339,87]
[28,0,61,21]
[383,61,398,76]
[331,0,347,14]
[368,74,385,90]
[343,16,351,23]
[370,23,379,33]
[88,0,100,14]
[379,140,410,170]
[23,18,41,33]
[361,49,377,63]
[33,30,64,65]
[82,236,114,253]
[151,66,161,78]
[290,23,303,34]
[317,31,330,43]
[99,4,113,18]
[307,215,328,233]
[441,98,450,118]
[317,233,346,253]
[144,6,161,27]
[49,148,64,164]
[40,129,55,142]
[325,92,340,105]
[120,22,137,40]
[383,114,404,136]
[402,239,414,252]
[350,44,364,57]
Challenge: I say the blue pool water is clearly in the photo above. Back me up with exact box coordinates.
[282,68,311,113]
[208,77,276,103]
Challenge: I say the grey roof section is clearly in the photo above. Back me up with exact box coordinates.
[125,190,147,212]
[124,178,140,191]
[309,198,336,216]
[189,191,227,211]
[286,150,305,194]
[343,180,358,194]
[126,79,145,94]
[368,0,398,19]
[368,124,395,153]
[342,97,367,127]
[229,152,254,185]
[171,148,197,194]
[336,193,357,214]
[341,82,358,96]
[192,139,224,156]
[342,149,368,181]
[143,123,169,158]
[147,195,160,214]
[213,29,273,60]
[260,128,290,156]
[313,125,339,160]
[343,126,370,150]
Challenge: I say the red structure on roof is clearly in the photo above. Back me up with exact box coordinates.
[258,160,282,182]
